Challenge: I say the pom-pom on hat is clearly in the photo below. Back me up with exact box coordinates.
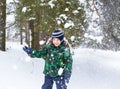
[52,30,64,42]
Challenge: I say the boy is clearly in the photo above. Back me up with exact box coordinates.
[23,29,73,89]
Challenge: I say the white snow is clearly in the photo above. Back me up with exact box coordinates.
[0,41,120,89]
[65,8,69,11]
[39,40,46,45]
[22,7,27,13]
[84,33,103,43]
[48,0,55,8]
[58,68,64,76]
[72,10,79,15]
[64,20,74,28]
[70,36,75,42]
[6,0,13,3]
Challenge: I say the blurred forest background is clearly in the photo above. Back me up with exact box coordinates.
[0,0,120,51]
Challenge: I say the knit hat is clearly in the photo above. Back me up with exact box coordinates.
[52,30,64,42]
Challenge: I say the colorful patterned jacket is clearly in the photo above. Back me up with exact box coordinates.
[31,43,73,77]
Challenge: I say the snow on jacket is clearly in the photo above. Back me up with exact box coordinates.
[31,43,73,77]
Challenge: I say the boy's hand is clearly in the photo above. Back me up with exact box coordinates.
[23,46,33,56]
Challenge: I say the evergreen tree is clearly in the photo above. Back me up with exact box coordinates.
[15,0,87,48]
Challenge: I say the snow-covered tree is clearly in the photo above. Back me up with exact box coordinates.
[14,0,87,48]
[100,0,120,51]
[81,0,120,50]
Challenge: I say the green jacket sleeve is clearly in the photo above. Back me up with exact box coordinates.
[31,45,49,58]
[63,47,73,72]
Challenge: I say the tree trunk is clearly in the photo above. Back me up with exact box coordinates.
[20,28,23,45]
[0,0,6,51]
[34,11,41,50]
[29,19,37,49]
[25,20,31,47]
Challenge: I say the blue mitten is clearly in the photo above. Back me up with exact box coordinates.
[64,72,71,83]
[23,46,33,56]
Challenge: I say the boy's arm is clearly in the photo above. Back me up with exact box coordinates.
[64,47,73,72]
[23,45,49,58]
[31,46,48,58]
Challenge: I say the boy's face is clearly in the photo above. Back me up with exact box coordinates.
[52,38,61,47]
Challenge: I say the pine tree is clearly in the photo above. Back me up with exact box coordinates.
[15,0,87,48]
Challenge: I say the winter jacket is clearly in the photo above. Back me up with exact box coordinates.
[31,43,73,77]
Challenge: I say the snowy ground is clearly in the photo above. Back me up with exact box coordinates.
[0,42,120,89]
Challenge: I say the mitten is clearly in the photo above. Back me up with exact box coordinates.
[23,46,33,56]
[64,72,71,83]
